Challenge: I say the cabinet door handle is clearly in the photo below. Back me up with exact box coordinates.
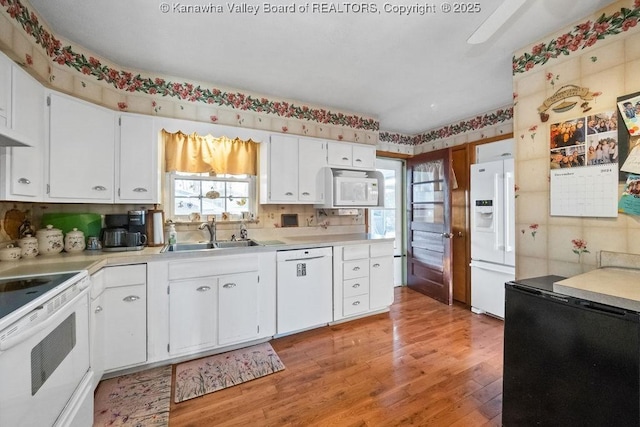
[301,192,310,196]
[222,283,237,289]
[133,187,148,192]
[92,185,107,191]
[196,286,211,292]
[353,266,360,271]
[352,283,360,288]
[123,295,140,302]
[355,158,362,163]
[352,301,361,306]
[342,157,349,161]
[285,192,293,196]
[94,305,103,313]
[17,177,31,184]
[372,263,380,268]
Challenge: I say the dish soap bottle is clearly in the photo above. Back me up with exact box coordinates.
[168,223,177,250]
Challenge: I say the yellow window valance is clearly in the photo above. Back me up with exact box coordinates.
[163,129,258,175]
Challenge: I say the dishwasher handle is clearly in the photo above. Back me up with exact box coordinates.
[282,255,327,262]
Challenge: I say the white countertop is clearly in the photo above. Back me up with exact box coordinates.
[0,233,393,278]
[554,267,640,312]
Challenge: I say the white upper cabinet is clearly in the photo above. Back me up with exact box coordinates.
[0,54,10,129]
[0,60,45,200]
[262,134,298,203]
[260,134,326,204]
[47,92,116,202]
[327,141,376,170]
[298,137,326,203]
[117,113,159,203]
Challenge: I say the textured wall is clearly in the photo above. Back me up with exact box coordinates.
[513,0,640,279]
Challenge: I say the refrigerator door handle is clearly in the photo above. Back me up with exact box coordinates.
[504,171,513,253]
[494,172,504,250]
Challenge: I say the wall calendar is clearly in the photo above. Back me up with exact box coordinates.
[549,111,619,217]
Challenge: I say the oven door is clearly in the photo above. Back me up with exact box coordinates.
[0,288,90,427]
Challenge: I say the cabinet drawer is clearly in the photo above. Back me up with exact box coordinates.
[343,244,369,261]
[343,259,369,280]
[370,242,394,258]
[343,295,369,317]
[169,254,259,280]
[343,277,369,298]
[104,264,146,288]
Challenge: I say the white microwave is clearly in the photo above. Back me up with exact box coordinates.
[334,176,379,206]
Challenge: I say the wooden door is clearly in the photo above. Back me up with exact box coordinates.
[406,148,453,304]
[451,145,470,305]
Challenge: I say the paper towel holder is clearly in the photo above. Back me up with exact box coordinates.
[146,208,166,247]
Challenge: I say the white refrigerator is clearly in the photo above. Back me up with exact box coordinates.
[470,158,515,319]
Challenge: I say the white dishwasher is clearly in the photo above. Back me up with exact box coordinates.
[276,247,333,335]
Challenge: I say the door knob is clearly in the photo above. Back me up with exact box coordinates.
[441,232,454,238]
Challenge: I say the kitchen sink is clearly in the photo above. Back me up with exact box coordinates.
[213,239,261,248]
[162,240,260,252]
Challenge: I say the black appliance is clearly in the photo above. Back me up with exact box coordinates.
[127,210,146,235]
[0,272,80,321]
[503,275,640,426]
[101,211,147,251]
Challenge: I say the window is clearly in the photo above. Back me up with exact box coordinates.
[167,172,256,221]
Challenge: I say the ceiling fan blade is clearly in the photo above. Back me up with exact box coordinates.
[467,0,528,44]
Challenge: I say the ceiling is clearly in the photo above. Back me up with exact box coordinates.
[28,0,615,135]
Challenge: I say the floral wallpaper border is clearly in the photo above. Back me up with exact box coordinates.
[379,106,514,146]
[513,1,640,75]
[1,0,379,132]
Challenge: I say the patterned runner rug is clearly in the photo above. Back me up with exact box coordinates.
[174,342,285,403]
[93,365,172,426]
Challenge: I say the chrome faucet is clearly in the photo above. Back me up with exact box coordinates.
[198,217,217,243]
[239,222,248,240]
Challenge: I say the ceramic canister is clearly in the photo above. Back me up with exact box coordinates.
[36,224,64,255]
[0,244,21,261]
[17,233,38,258]
[64,228,86,253]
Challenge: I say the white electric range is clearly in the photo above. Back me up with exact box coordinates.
[0,268,93,427]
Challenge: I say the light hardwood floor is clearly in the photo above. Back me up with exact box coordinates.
[169,286,504,426]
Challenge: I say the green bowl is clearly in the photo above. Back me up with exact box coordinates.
[41,213,103,239]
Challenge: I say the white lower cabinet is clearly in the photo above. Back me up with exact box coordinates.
[218,272,259,345]
[369,244,395,310]
[100,264,147,372]
[333,242,394,321]
[166,254,261,356]
[89,269,105,388]
[96,243,389,371]
[169,277,218,354]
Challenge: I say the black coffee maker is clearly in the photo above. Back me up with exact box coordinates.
[127,210,146,235]
[101,211,147,251]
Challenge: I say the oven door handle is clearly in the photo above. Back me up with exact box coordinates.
[0,289,87,352]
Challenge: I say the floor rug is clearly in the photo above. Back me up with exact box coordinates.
[93,365,172,426]
[174,342,285,403]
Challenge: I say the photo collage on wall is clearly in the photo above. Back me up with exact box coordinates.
[549,113,618,169]
[616,93,640,215]
[549,111,619,218]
